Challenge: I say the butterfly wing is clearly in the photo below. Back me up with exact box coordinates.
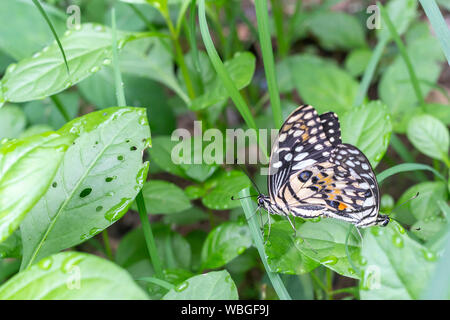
[319,112,341,146]
[267,105,334,207]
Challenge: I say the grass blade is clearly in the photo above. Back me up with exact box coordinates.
[255,0,283,128]
[239,188,292,300]
[376,163,446,185]
[32,0,70,76]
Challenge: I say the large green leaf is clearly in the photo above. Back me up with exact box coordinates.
[162,270,238,300]
[190,52,256,111]
[20,107,150,269]
[137,180,191,214]
[0,105,26,140]
[0,252,148,299]
[0,132,73,243]
[295,219,362,279]
[287,55,358,115]
[341,101,392,167]
[201,221,252,269]
[202,170,251,210]
[264,220,319,275]
[0,23,133,104]
[306,11,366,50]
[360,222,437,299]
[407,115,449,163]
[0,0,66,60]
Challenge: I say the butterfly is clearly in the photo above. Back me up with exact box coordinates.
[256,104,389,230]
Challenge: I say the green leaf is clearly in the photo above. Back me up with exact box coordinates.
[288,55,358,116]
[201,221,252,269]
[162,270,238,300]
[424,103,450,126]
[149,136,188,178]
[295,219,362,279]
[344,48,372,77]
[0,0,66,60]
[0,132,73,243]
[306,11,366,50]
[359,222,437,299]
[23,92,80,130]
[264,221,319,275]
[0,230,22,259]
[0,105,26,140]
[20,107,150,269]
[190,52,256,111]
[0,252,148,299]
[137,180,191,214]
[19,125,54,139]
[411,216,447,242]
[0,23,132,104]
[202,170,250,210]
[407,115,449,163]
[377,0,417,41]
[341,100,392,167]
[162,207,208,225]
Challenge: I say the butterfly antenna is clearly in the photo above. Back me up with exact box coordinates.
[231,195,258,201]
[236,162,262,195]
[389,192,420,230]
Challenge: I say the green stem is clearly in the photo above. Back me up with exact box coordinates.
[326,268,333,300]
[239,188,292,300]
[137,277,174,291]
[136,192,164,279]
[50,95,71,122]
[379,2,425,108]
[102,230,113,260]
[254,0,283,129]
[309,270,328,299]
[270,0,288,58]
[353,38,388,107]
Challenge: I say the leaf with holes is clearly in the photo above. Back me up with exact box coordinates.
[0,252,148,299]
[341,101,392,167]
[20,107,150,270]
[0,23,133,104]
[202,171,251,210]
[135,180,191,214]
[201,221,252,270]
[0,132,73,243]
[359,222,437,300]
[162,270,238,300]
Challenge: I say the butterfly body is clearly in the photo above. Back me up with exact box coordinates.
[258,105,389,228]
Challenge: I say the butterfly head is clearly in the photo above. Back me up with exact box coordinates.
[257,194,271,211]
[376,214,390,227]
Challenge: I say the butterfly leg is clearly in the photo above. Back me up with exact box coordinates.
[264,208,272,245]
[285,213,297,237]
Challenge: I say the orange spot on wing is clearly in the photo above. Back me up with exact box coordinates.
[338,203,347,210]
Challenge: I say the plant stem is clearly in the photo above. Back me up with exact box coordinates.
[270,0,288,58]
[136,192,164,279]
[309,269,328,299]
[239,188,292,300]
[102,230,113,260]
[50,95,71,122]
[254,0,283,129]
[378,2,425,108]
[137,277,174,291]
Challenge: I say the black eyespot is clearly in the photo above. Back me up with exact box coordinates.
[328,200,339,209]
[299,170,312,182]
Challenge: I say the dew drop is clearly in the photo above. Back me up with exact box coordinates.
[422,249,437,262]
[395,224,406,234]
[32,52,42,58]
[295,237,304,246]
[371,227,382,236]
[90,66,100,73]
[6,64,17,73]
[359,256,368,266]
[310,217,321,223]
[237,246,247,255]
[275,267,282,273]
[320,255,338,265]
[103,58,111,65]
[392,234,404,248]
[38,257,53,270]
[104,198,131,222]
[64,30,72,37]
[174,281,189,292]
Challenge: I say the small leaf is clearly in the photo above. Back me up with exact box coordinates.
[407,115,449,162]
[0,132,73,243]
[0,252,148,299]
[201,221,252,269]
[20,107,150,269]
[360,222,437,300]
[341,100,392,167]
[137,180,191,214]
[264,221,319,275]
[190,52,256,110]
[202,171,250,210]
[0,105,26,140]
[345,48,372,77]
[162,270,238,300]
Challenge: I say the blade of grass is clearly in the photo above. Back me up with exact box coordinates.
[353,38,388,107]
[111,7,163,279]
[137,277,175,291]
[378,2,425,108]
[32,0,70,76]
[50,95,71,123]
[102,229,114,260]
[254,0,283,128]
[376,163,446,185]
[419,0,450,65]
[270,0,288,58]
[390,134,427,182]
[239,188,292,300]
